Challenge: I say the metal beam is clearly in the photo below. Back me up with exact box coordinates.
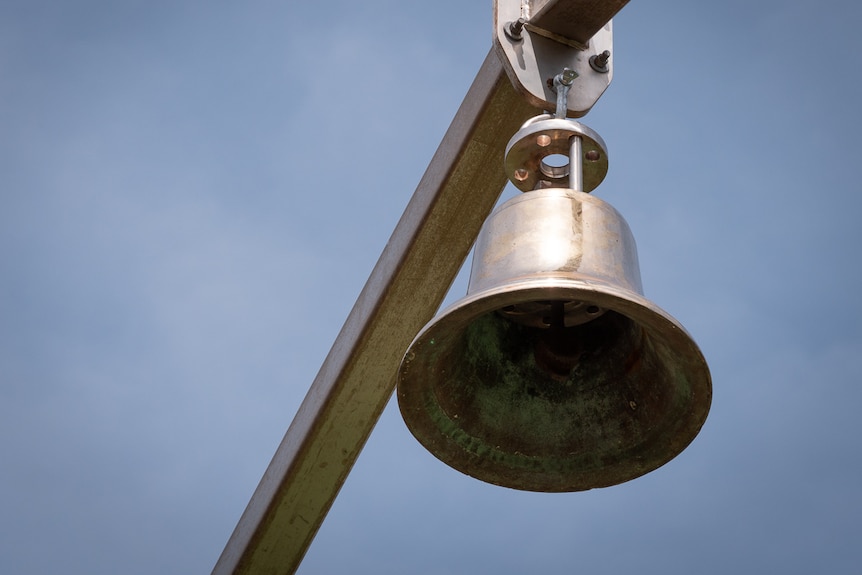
[530,0,630,46]
[212,49,536,575]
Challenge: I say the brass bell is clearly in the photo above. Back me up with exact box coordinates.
[396,114,711,492]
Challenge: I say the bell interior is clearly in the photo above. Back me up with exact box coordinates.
[399,298,708,492]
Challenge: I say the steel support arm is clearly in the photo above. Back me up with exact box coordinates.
[212,49,536,575]
[530,0,630,46]
[213,2,633,571]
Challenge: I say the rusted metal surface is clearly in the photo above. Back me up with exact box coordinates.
[211,49,536,575]
[530,0,631,46]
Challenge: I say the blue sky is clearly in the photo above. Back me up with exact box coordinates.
[2,1,861,573]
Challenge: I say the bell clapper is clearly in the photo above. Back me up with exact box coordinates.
[535,301,582,381]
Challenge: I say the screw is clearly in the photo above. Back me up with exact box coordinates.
[505,18,527,41]
[590,50,611,73]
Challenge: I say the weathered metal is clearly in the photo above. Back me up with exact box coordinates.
[211,49,536,575]
[531,0,630,46]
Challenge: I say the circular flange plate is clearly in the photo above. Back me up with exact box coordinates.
[504,116,609,193]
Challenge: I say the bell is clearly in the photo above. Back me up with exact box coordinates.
[396,185,712,492]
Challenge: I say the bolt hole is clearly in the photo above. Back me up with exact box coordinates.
[586,305,601,314]
[585,150,601,162]
[513,168,529,181]
[536,134,551,147]
[540,154,569,179]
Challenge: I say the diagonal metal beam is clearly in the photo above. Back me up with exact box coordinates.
[212,48,536,575]
[530,0,630,46]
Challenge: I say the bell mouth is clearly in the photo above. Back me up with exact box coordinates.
[397,279,712,492]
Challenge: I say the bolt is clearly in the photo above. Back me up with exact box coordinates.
[505,18,527,41]
[559,67,578,86]
[552,69,578,118]
[590,50,611,73]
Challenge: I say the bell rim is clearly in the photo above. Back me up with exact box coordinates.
[397,275,712,492]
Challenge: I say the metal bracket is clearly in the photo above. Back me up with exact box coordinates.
[493,0,616,117]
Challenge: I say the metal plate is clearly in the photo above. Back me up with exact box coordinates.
[493,0,614,117]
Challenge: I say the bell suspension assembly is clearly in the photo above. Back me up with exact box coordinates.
[396,68,712,493]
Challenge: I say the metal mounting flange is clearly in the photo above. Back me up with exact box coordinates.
[505,115,608,193]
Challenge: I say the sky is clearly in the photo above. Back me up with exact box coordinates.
[1,1,861,573]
